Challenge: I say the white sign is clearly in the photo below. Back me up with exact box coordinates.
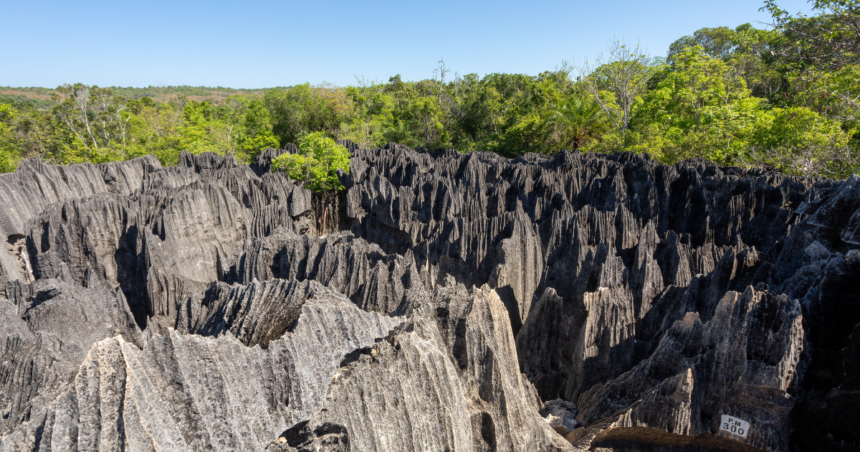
[720,415,750,438]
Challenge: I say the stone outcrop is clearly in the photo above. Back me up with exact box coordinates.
[341,146,858,451]
[0,279,142,437]
[1,288,401,451]
[231,231,426,316]
[0,144,858,451]
[575,287,804,451]
[267,281,573,452]
[542,399,579,435]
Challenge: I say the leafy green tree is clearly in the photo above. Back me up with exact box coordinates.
[502,113,551,155]
[668,24,783,99]
[179,101,222,154]
[765,0,860,121]
[237,98,279,162]
[127,96,157,114]
[668,26,740,62]
[0,102,67,165]
[765,0,860,70]
[264,84,352,145]
[453,73,508,151]
[271,132,350,233]
[446,71,573,155]
[178,100,259,158]
[728,24,784,99]
[340,81,395,148]
[785,64,860,128]
[634,46,763,163]
[125,98,184,165]
[51,84,130,163]
[654,46,751,124]
[749,106,856,177]
[498,72,570,155]
[383,92,449,149]
[0,104,21,172]
[379,75,425,147]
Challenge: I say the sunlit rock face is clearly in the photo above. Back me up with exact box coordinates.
[1,144,858,451]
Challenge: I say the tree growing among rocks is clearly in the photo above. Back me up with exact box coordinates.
[271,132,350,234]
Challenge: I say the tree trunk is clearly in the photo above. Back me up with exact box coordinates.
[313,191,342,236]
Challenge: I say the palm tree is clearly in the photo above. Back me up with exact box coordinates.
[552,94,609,150]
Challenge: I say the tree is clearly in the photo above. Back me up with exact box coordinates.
[340,79,393,149]
[785,63,860,127]
[52,84,130,162]
[764,0,860,70]
[0,104,21,172]
[448,71,572,155]
[667,24,783,98]
[271,132,350,234]
[124,97,184,166]
[634,46,763,164]
[179,101,223,155]
[551,92,612,150]
[0,102,68,166]
[432,58,450,105]
[264,84,352,145]
[668,26,739,62]
[576,40,657,137]
[748,106,857,177]
[238,98,279,162]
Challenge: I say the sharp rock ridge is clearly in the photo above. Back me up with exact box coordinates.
[0,145,857,451]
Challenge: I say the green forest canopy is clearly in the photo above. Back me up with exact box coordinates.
[1,0,858,178]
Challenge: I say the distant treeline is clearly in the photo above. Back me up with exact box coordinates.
[2,0,858,178]
[0,86,284,108]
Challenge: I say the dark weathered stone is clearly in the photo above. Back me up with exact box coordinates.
[0,145,858,451]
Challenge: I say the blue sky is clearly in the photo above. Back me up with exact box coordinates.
[1,0,813,88]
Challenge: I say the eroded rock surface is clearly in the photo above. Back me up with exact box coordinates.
[1,288,401,451]
[0,145,858,451]
[268,282,572,452]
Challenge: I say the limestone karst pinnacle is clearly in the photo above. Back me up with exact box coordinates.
[1,143,858,451]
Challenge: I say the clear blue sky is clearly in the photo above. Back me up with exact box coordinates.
[1,0,813,88]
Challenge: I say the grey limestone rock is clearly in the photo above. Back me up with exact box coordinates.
[575,287,804,451]
[337,144,858,451]
[0,156,160,298]
[0,288,402,451]
[0,278,142,437]
[272,282,574,452]
[542,399,579,433]
[233,231,426,315]
[1,143,859,451]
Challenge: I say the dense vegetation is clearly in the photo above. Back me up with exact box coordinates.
[1,0,858,178]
